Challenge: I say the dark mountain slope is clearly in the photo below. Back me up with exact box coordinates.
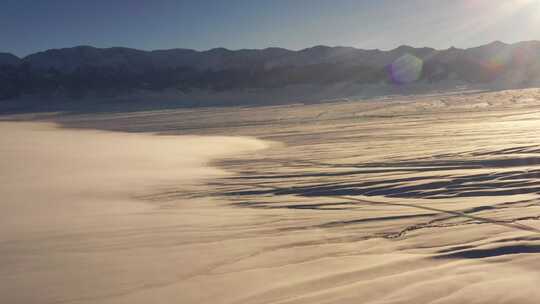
[2,41,540,108]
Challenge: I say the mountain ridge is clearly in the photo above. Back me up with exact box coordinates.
[2,40,540,109]
[4,40,538,68]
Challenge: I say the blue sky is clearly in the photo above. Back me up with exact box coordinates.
[3,0,540,56]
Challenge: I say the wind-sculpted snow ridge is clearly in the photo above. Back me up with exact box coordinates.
[201,89,540,303]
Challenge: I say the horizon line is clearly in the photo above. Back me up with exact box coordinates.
[4,39,540,59]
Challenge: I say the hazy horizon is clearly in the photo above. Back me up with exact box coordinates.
[3,0,540,56]
[4,39,537,58]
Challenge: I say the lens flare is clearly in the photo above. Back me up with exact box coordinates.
[388,54,424,84]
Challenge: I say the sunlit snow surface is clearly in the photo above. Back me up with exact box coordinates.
[4,88,540,304]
